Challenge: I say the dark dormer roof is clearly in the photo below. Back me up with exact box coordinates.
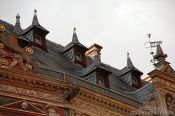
[119,53,143,76]
[116,53,143,87]
[23,10,49,35]
[63,27,87,52]
[79,63,111,77]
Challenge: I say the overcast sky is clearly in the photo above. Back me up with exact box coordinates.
[0,0,175,78]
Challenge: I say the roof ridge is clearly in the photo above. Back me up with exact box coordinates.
[0,19,14,27]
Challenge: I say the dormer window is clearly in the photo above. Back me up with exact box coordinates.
[74,49,86,67]
[97,75,105,87]
[132,76,139,88]
[75,52,82,61]
[26,31,33,41]
[96,70,110,88]
[35,35,42,45]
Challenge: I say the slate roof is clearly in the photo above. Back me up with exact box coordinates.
[0,18,156,107]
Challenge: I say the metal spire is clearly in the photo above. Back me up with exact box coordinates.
[14,13,22,34]
[32,9,39,26]
[72,26,79,43]
[154,44,167,62]
[127,52,134,68]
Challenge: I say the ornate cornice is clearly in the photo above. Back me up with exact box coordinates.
[0,68,71,93]
[81,89,139,113]
[0,67,139,115]
[148,69,175,84]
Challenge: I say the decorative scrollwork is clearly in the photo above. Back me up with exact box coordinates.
[0,24,5,32]
[0,57,8,65]
[25,46,33,55]
[25,63,33,70]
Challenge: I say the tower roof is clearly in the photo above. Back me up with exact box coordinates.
[13,13,22,34]
[72,27,79,44]
[154,44,167,61]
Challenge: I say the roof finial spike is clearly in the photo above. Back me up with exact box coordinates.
[127,52,134,68]
[154,44,167,62]
[148,33,151,38]
[127,52,129,58]
[34,9,37,16]
[72,26,79,43]
[16,13,20,19]
[32,9,39,26]
[73,26,76,33]
[14,13,22,34]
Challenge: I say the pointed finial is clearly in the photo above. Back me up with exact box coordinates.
[34,9,37,15]
[127,52,129,58]
[16,13,20,19]
[154,44,167,61]
[14,13,22,34]
[72,26,79,43]
[32,9,39,26]
[127,52,134,68]
[147,34,151,38]
[73,26,76,33]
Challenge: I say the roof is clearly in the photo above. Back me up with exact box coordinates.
[0,19,156,107]
[63,27,87,53]
[23,10,49,35]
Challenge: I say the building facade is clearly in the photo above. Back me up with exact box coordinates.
[0,10,175,116]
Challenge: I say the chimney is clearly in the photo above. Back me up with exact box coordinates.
[85,44,102,65]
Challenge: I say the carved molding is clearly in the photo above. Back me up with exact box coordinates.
[0,42,34,71]
[0,84,61,102]
[158,78,175,90]
[78,89,135,114]
[68,99,122,116]
[0,68,70,94]
[0,68,137,116]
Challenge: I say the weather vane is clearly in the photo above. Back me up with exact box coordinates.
[144,34,163,65]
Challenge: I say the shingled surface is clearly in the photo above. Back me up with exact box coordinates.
[0,19,156,107]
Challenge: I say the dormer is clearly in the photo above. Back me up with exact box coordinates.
[118,53,143,89]
[23,10,49,50]
[63,27,87,67]
[80,44,111,88]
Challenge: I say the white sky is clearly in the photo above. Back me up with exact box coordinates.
[0,0,175,78]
